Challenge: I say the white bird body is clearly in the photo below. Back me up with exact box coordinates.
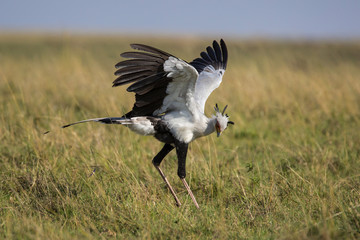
[164,111,212,143]
[60,40,233,208]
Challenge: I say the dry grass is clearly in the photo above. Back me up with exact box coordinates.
[1,34,360,239]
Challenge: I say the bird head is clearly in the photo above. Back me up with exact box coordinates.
[214,104,234,137]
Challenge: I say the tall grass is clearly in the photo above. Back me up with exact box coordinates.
[1,34,360,239]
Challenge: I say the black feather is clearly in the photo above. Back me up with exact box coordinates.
[220,39,228,69]
[130,44,172,59]
[135,87,167,107]
[127,72,167,92]
[206,46,217,62]
[192,58,208,66]
[115,59,159,69]
[134,78,168,95]
[213,40,222,64]
[222,105,228,115]
[120,52,164,62]
[200,51,212,63]
[132,98,164,116]
[133,76,169,95]
[190,58,208,72]
[113,70,153,86]
[189,39,228,73]
[114,65,158,76]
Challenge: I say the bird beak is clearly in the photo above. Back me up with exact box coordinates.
[215,122,221,137]
[216,128,221,137]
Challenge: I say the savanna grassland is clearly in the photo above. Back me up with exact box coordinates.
[0,34,360,239]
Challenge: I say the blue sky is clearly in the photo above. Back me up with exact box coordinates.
[1,0,360,39]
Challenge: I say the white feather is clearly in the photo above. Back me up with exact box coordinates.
[194,67,224,113]
[125,117,156,135]
[154,57,199,117]
[163,111,195,143]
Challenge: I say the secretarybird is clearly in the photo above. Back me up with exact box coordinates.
[61,39,233,208]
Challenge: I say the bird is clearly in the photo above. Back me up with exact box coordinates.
[61,39,234,208]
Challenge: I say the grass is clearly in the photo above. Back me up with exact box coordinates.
[0,33,360,239]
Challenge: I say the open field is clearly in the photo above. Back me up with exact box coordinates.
[1,34,360,239]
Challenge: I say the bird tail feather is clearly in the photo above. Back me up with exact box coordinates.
[43,117,130,134]
[61,117,127,128]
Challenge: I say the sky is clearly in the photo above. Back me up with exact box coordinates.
[1,0,360,39]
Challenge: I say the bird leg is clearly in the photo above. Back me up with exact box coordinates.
[154,166,181,207]
[181,178,199,208]
[152,144,182,207]
[175,141,200,209]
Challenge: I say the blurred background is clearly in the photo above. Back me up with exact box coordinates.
[1,0,360,39]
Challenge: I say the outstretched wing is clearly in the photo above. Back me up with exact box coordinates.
[113,43,198,117]
[113,40,227,117]
[190,39,228,113]
[113,44,172,117]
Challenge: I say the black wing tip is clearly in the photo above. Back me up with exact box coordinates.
[129,43,145,51]
[213,39,223,49]
[220,39,226,48]
[190,39,228,73]
[220,39,228,69]
[129,43,172,58]
[130,43,140,48]
[130,43,150,49]
[43,130,50,135]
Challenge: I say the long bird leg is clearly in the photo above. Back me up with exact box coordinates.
[181,178,199,209]
[152,144,182,207]
[175,141,200,209]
